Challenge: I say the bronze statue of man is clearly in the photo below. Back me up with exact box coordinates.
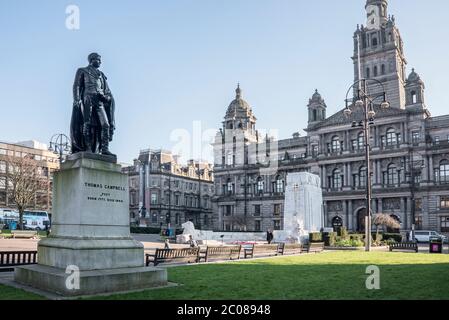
[70,53,115,156]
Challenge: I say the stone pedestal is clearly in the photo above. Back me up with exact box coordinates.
[15,153,167,296]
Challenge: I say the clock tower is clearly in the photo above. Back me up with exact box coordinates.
[365,0,388,30]
[353,0,407,109]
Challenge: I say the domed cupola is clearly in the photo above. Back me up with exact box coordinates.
[308,89,327,124]
[405,68,425,107]
[224,84,257,131]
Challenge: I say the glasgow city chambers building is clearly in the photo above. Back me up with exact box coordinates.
[212,0,449,236]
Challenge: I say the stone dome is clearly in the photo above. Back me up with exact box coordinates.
[225,84,254,119]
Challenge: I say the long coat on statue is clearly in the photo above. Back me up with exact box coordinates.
[70,65,115,153]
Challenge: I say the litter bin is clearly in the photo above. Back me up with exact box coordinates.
[429,236,443,254]
[8,221,17,230]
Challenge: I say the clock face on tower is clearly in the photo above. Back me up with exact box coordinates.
[366,4,380,29]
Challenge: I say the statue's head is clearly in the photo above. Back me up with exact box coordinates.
[88,52,101,69]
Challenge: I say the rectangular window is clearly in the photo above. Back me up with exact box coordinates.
[415,199,422,211]
[440,196,449,209]
[255,220,261,232]
[151,213,157,223]
[274,204,282,216]
[273,220,281,231]
[0,177,5,190]
[435,136,440,145]
[224,205,233,217]
[412,131,420,144]
[151,193,158,205]
[441,217,449,232]
[254,205,261,217]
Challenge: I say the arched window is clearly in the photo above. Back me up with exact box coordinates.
[366,67,370,78]
[372,38,378,47]
[275,175,284,193]
[411,91,417,104]
[332,216,343,233]
[359,166,367,188]
[257,177,264,194]
[313,109,317,121]
[331,136,341,153]
[440,160,449,184]
[386,129,397,146]
[374,66,378,77]
[332,169,342,190]
[381,64,386,75]
[358,132,365,150]
[386,164,398,185]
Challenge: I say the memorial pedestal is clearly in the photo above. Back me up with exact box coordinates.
[15,153,167,296]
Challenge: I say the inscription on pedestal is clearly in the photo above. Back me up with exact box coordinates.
[84,182,127,204]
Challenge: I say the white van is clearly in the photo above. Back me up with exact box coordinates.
[414,230,448,243]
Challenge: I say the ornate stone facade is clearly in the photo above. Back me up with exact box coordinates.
[122,149,214,230]
[212,1,449,235]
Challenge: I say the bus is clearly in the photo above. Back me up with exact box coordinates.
[0,209,50,230]
[22,210,51,230]
[0,208,19,229]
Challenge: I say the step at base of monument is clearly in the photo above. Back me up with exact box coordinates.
[14,264,167,297]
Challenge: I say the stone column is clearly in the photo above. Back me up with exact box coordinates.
[429,156,434,183]
[406,197,412,230]
[378,198,383,213]
[423,155,429,184]
[348,200,353,231]
[343,200,348,227]
[400,198,405,230]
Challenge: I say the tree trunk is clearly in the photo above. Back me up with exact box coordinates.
[19,208,24,230]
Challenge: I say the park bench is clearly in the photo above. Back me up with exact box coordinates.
[0,251,38,272]
[199,245,241,263]
[278,243,303,255]
[243,244,280,259]
[389,242,418,253]
[145,248,200,266]
[11,230,38,239]
[306,242,325,253]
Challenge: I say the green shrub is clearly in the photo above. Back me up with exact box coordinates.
[309,232,323,243]
[130,227,161,234]
[339,227,349,239]
[349,234,365,241]
[335,239,364,247]
[383,233,402,243]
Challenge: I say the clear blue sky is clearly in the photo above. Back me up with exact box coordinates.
[1,0,448,164]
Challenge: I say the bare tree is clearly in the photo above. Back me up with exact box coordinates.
[373,213,401,236]
[5,155,49,230]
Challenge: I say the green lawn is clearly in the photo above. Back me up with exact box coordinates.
[1,251,449,300]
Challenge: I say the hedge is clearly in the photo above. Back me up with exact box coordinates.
[309,232,323,243]
[130,227,161,234]
[382,233,403,243]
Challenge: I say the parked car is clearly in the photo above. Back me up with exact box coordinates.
[414,231,448,243]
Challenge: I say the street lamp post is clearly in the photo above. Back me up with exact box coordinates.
[48,133,71,165]
[344,78,390,252]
